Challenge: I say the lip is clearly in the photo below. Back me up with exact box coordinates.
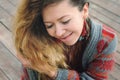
[59,32,73,41]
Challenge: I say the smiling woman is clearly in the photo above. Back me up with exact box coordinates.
[42,0,86,46]
[13,0,118,80]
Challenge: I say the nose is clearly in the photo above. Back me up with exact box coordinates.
[55,25,65,37]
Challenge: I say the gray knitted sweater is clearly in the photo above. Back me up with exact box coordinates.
[22,20,118,80]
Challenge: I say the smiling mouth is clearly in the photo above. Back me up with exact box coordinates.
[60,32,73,40]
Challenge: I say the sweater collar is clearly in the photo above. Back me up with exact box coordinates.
[79,19,90,41]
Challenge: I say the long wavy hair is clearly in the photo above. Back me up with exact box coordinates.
[13,0,68,79]
[13,0,89,79]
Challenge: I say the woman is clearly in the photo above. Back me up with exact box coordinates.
[14,0,118,80]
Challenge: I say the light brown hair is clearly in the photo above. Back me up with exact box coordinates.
[13,0,68,79]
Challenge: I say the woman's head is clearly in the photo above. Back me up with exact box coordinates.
[14,0,89,79]
[41,0,89,45]
[14,0,68,75]
[39,0,89,11]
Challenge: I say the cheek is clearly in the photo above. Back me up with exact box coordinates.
[69,19,84,36]
[71,14,84,28]
[70,19,84,31]
[47,29,54,37]
[76,16,84,29]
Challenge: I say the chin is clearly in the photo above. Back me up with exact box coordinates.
[65,41,77,46]
[64,36,79,46]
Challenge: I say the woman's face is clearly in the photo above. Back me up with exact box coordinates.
[42,0,88,46]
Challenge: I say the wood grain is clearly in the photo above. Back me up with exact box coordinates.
[0,0,120,80]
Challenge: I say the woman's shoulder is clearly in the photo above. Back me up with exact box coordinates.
[102,24,116,42]
[96,24,118,54]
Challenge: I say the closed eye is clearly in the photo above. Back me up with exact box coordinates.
[46,24,54,29]
[61,19,71,25]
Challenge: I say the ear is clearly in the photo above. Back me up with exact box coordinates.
[82,3,89,19]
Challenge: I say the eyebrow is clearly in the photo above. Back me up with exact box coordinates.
[58,15,69,21]
[44,15,69,23]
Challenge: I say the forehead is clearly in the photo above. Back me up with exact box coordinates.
[42,0,78,21]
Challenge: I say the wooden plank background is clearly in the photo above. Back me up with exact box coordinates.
[0,0,120,80]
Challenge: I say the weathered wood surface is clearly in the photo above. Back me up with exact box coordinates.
[89,0,120,79]
[0,0,120,80]
[0,0,22,80]
[0,68,9,80]
[0,42,22,80]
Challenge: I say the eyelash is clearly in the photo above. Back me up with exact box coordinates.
[61,19,71,24]
[46,19,71,29]
[46,25,53,29]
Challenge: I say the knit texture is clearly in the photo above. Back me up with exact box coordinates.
[21,19,118,80]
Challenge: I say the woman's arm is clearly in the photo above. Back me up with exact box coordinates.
[54,28,118,80]
[20,26,118,80]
